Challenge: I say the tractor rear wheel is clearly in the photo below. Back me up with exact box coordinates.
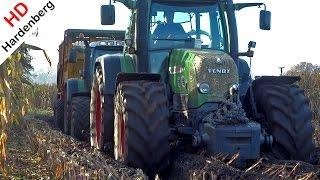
[256,84,315,161]
[54,96,64,130]
[71,96,90,141]
[90,66,114,151]
[114,80,170,176]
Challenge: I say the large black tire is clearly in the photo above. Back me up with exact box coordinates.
[71,96,90,141]
[90,66,114,151]
[54,96,64,130]
[114,80,170,176]
[53,93,57,115]
[255,84,315,161]
[64,96,71,135]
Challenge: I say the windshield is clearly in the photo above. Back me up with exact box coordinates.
[149,2,226,51]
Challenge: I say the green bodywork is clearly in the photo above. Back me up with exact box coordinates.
[121,54,136,73]
[66,79,86,103]
[120,48,239,109]
[77,80,86,91]
[169,49,239,108]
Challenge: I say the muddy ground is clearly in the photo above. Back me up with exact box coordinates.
[3,112,320,179]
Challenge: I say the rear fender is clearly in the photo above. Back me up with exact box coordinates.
[243,76,300,119]
[252,76,300,87]
[116,73,161,87]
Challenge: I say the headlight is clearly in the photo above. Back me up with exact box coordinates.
[229,84,239,96]
[198,83,210,94]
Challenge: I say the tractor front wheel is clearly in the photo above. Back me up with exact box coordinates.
[64,97,71,135]
[54,95,64,130]
[114,80,170,176]
[90,66,114,151]
[70,96,90,141]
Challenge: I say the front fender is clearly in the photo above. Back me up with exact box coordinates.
[95,54,135,95]
[66,79,89,104]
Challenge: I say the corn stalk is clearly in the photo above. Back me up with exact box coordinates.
[0,44,50,177]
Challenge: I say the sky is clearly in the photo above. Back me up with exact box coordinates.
[29,0,320,76]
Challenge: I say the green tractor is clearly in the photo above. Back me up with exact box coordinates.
[90,0,315,176]
[54,29,125,140]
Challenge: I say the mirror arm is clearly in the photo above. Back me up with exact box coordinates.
[238,52,248,57]
[234,3,266,11]
[238,50,254,58]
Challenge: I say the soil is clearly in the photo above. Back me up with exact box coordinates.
[2,112,320,179]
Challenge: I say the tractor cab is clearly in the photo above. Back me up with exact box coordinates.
[148,2,227,74]
[102,0,271,73]
[149,2,226,51]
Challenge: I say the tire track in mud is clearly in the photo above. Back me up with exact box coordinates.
[5,113,320,179]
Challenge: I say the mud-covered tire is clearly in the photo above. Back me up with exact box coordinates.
[71,96,90,141]
[255,84,315,161]
[90,66,114,151]
[64,98,71,135]
[54,96,64,130]
[114,80,170,176]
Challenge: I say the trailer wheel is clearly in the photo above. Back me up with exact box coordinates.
[54,96,64,130]
[114,80,170,176]
[64,98,71,135]
[256,84,315,161]
[71,96,90,141]
[90,66,114,151]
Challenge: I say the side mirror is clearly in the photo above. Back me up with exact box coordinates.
[260,10,271,30]
[69,49,77,63]
[248,41,256,49]
[101,5,115,25]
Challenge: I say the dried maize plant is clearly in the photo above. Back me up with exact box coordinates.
[0,48,33,176]
[25,84,56,111]
[0,44,50,177]
[287,62,320,145]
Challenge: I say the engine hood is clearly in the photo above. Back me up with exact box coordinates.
[169,48,239,109]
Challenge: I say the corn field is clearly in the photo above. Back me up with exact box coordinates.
[0,44,52,176]
[0,49,31,176]
[25,84,56,111]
